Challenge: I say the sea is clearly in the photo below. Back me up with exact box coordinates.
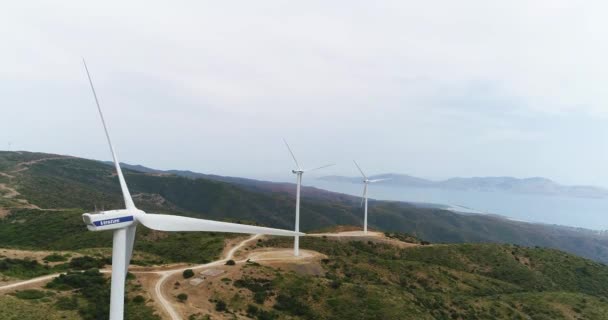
[310,180,608,231]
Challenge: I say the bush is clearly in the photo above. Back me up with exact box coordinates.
[258,310,278,320]
[234,278,273,304]
[133,295,146,304]
[330,280,342,289]
[215,299,227,312]
[273,294,312,317]
[69,256,105,269]
[177,293,188,302]
[14,289,46,300]
[183,269,195,279]
[225,259,235,266]
[43,253,67,262]
[0,258,54,279]
[246,304,259,316]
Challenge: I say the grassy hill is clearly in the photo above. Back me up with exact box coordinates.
[2,151,608,266]
[217,236,608,319]
[3,151,608,319]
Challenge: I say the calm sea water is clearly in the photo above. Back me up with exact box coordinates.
[310,180,608,230]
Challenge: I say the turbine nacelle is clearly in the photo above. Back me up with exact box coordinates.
[82,209,143,231]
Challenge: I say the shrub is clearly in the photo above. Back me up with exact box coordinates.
[330,280,342,289]
[273,294,312,316]
[0,258,53,279]
[258,310,278,320]
[234,278,273,304]
[183,269,195,279]
[215,300,227,311]
[43,253,67,262]
[225,259,236,266]
[14,289,46,300]
[133,295,146,304]
[246,304,259,316]
[177,293,188,302]
[69,256,105,269]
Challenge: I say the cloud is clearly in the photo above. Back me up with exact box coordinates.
[1,1,607,185]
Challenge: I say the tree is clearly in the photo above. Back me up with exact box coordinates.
[183,269,195,279]
[177,293,188,302]
[225,259,235,266]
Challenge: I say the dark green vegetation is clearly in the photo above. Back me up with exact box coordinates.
[0,257,67,279]
[177,293,188,302]
[183,269,194,279]
[43,253,68,262]
[12,289,49,300]
[45,269,159,320]
[223,237,608,319]
[1,151,608,264]
[0,254,111,285]
[0,253,160,319]
[0,208,226,264]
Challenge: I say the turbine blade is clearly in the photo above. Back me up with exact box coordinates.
[283,139,301,170]
[83,59,135,210]
[303,163,335,172]
[369,178,391,183]
[138,213,305,236]
[353,160,367,179]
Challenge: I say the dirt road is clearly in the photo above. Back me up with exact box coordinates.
[0,233,336,319]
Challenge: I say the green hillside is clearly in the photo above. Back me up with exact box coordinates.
[2,151,608,266]
[3,151,608,319]
[222,236,608,319]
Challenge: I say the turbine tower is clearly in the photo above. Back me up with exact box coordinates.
[283,139,333,256]
[82,60,303,320]
[353,160,389,234]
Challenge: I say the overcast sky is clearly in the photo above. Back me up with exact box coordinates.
[2,1,607,186]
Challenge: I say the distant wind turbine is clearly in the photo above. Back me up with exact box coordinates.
[82,60,303,320]
[353,160,390,234]
[283,139,333,256]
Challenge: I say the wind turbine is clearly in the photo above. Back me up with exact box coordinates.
[82,60,303,320]
[353,160,390,234]
[283,139,333,256]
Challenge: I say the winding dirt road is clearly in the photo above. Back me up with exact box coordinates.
[0,235,261,319]
[148,234,262,320]
[0,234,317,320]
[0,232,349,319]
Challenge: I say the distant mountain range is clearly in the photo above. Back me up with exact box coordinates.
[319,174,608,199]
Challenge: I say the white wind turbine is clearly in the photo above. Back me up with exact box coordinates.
[283,139,333,256]
[82,60,303,320]
[353,160,390,234]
